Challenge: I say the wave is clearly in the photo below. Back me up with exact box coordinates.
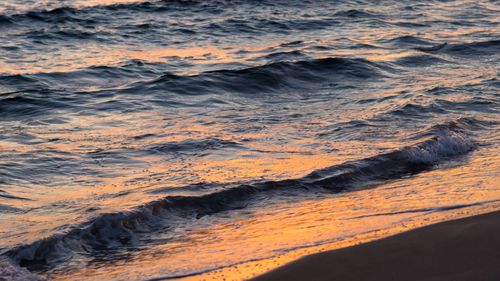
[333,9,379,18]
[0,0,226,25]
[0,258,44,281]
[252,50,309,63]
[0,61,164,119]
[0,204,22,213]
[148,138,243,154]
[0,60,160,89]
[0,14,14,25]
[389,103,447,118]
[393,54,450,67]
[121,57,388,96]
[2,1,377,26]
[1,3,133,25]
[0,74,48,89]
[23,28,102,41]
[0,56,388,120]
[0,2,350,41]
[415,40,500,57]
[0,190,31,201]
[3,118,479,271]
[10,6,98,26]
[384,99,499,119]
[0,94,69,119]
[379,35,435,48]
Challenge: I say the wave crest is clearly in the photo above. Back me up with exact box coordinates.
[122,57,387,95]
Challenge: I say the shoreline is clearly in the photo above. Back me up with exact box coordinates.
[251,210,500,281]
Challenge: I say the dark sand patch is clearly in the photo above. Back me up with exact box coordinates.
[252,211,500,281]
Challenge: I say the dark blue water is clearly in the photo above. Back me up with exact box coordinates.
[0,0,499,280]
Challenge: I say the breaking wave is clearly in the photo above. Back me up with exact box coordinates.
[4,118,478,271]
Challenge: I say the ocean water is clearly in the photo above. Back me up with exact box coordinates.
[0,0,499,280]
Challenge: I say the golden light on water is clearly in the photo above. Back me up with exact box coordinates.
[1,0,499,280]
[47,143,500,280]
[0,44,265,76]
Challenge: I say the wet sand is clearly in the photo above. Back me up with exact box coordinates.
[252,210,500,281]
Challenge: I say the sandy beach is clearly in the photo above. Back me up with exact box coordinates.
[252,210,500,281]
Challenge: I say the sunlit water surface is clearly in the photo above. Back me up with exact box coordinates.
[0,0,499,280]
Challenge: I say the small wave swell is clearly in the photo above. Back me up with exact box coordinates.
[122,57,387,96]
[1,0,223,26]
[416,40,500,57]
[148,138,243,154]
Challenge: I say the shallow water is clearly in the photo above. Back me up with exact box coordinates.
[0,0,499,280]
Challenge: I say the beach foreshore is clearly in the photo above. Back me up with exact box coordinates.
[251,210,500,281]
